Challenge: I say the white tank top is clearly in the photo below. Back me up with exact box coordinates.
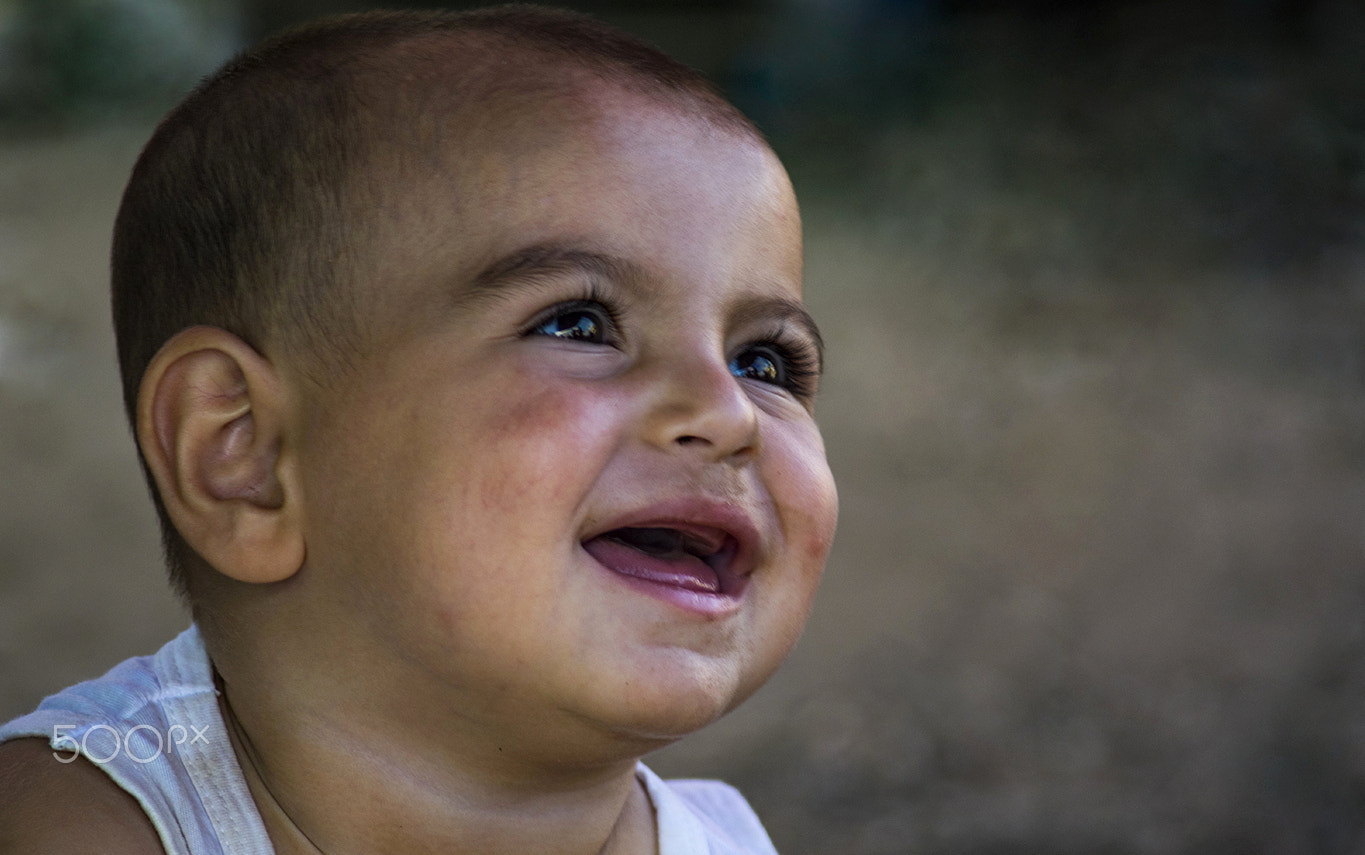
[0,626,779,854]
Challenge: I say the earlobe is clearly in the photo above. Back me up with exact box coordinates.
[137,326,304,585]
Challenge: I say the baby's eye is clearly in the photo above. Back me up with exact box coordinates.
[527,301,614,344]
[729,346,784,385]
[729,340,820,401]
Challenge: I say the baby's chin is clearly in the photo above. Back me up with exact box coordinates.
[577,653,782,748]
[592,699,735,752]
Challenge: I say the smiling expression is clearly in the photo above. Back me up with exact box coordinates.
[286,79,838,757]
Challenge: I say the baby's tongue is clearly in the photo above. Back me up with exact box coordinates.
[583,529,720,593]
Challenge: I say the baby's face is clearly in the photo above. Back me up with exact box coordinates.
[289,87,837,753]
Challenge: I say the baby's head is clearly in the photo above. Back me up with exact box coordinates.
[115,6,837,752]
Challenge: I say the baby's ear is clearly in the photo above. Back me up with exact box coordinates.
[137,326,303,584]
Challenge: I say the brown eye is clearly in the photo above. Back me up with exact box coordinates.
[729,346,783,385]
[729,339,821,401]
[529,303,611,343]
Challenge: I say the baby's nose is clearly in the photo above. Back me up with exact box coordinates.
[640,353,760,464]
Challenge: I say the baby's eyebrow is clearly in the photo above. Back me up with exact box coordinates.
[468,243,642,297]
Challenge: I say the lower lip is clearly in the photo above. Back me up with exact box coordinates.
[582,546,746,619]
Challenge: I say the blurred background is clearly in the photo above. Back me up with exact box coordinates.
[2,0,1365,852]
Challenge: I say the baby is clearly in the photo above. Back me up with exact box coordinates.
[0,6,837,853]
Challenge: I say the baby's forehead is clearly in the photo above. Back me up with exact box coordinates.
[331,76,794,321]
[347,31,755,158]
[351,60,763,223]
[317,35,791,302]
[397,74,681,158]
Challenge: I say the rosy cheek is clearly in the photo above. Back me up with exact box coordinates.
[474,380,622,516]
[769,424,839,564]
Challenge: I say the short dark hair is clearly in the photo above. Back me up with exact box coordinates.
[110,4,761,597]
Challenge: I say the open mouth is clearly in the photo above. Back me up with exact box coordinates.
[582,525,734,595]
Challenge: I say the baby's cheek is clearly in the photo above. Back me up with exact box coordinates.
[759,429,836,642]
[770,425,839,565]
[475,381,617,515]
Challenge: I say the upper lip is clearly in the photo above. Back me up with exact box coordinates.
[581,497,764,584]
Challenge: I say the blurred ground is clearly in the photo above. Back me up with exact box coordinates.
[3,2,1365,854]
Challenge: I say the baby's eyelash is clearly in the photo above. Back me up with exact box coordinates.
[778,341,822,400]
[520,284,624,343]
[741,333,822,401]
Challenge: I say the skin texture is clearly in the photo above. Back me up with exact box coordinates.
[24,65,838,855]
[0,738,163,853]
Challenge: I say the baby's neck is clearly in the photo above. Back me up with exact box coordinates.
[217,681,658,855]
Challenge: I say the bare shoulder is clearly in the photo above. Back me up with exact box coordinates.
[0,737,164,853]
